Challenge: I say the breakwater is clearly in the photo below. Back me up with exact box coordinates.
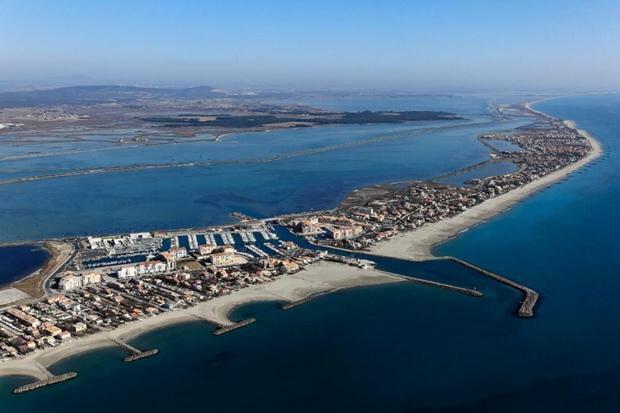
[282,295,322,310]
[114,339,159,362]
[213,318,256,335]
[12,372,77,394]
[124,349,160,362]
[446,256,539,317]
[404,275,483,297]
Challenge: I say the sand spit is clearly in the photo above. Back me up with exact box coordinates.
[370,118,602,261]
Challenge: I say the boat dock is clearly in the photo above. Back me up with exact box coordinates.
[188,234,198,250]
[213,318,256,335]
[246,244,269,257]
[447,256,539,317]
[263,243,285,255]
[205,233,216,245]
[114,339,160,362]
[220,232,235,245]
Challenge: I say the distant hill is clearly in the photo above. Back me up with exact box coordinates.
[0,85,227,107]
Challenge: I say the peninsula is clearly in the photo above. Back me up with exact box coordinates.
[0,101,601,394]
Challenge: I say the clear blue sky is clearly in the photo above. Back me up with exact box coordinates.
[1,0,619,91]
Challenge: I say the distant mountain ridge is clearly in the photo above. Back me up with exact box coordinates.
[0,85,227,107]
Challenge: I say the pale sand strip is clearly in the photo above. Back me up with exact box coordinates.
[0,289,30,306]
[370,121,603,261]
[0,261,403,379]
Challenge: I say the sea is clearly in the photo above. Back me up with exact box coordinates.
[1,93,620,411]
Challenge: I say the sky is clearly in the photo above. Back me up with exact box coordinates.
[1,0,619,92]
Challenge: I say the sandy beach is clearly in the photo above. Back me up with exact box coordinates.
[370,117,603,261]
[0,261,403,380]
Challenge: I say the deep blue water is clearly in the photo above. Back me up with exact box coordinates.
[0,245,49,287]
[2,94,620,411]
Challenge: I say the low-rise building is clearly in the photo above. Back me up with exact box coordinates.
[42,322,62,337]
[159,252,177,271]
[72,322,87,333]
[198,244,217,256]
[326,225,363,240]
[210,246,236,266]
[169,247,188,260]
[5,308,41,328]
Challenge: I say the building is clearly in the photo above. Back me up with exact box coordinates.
[5,308,41,328]
[293,217,322,234]
[58,273,81,290]
[82,272,102,285]
[279,260,300,274]
[326,225,363,240]
[136,261,167,275]
[42,322,62,337]
[198,244,217,256]
[210,246,236,267]
[57,331,72,341]
[118,260,167,278]
[168,247,188,260]
[129,232,152,240]
[59,271,102,291]
[72,322,87,333]
[159,252,177,271]
[117,266,138,279]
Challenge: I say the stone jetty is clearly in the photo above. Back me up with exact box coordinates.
[213,318,256,335]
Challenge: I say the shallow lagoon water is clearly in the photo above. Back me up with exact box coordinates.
[0,245,49,287]
[0,110,529,241]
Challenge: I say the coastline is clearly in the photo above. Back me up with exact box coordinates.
[369,110,603,261]
[0,99,603,383]
[0,261,403,380]
[0,241,74,307]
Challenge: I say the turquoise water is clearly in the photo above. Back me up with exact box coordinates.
[2,94,620,411]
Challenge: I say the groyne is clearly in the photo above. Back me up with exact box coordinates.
[282,295,322,310]
[114,339,159,362]
[213,318,256,335]
[124,349,160,362]
[445,256,539,317]
[12,372,78,394]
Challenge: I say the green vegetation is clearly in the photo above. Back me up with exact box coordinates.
[142,110,461,128]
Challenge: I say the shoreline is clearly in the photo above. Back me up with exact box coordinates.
[369,107,603,261]
[0,261,404,380]
[0,98,602,382]
[0,241,74,307]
